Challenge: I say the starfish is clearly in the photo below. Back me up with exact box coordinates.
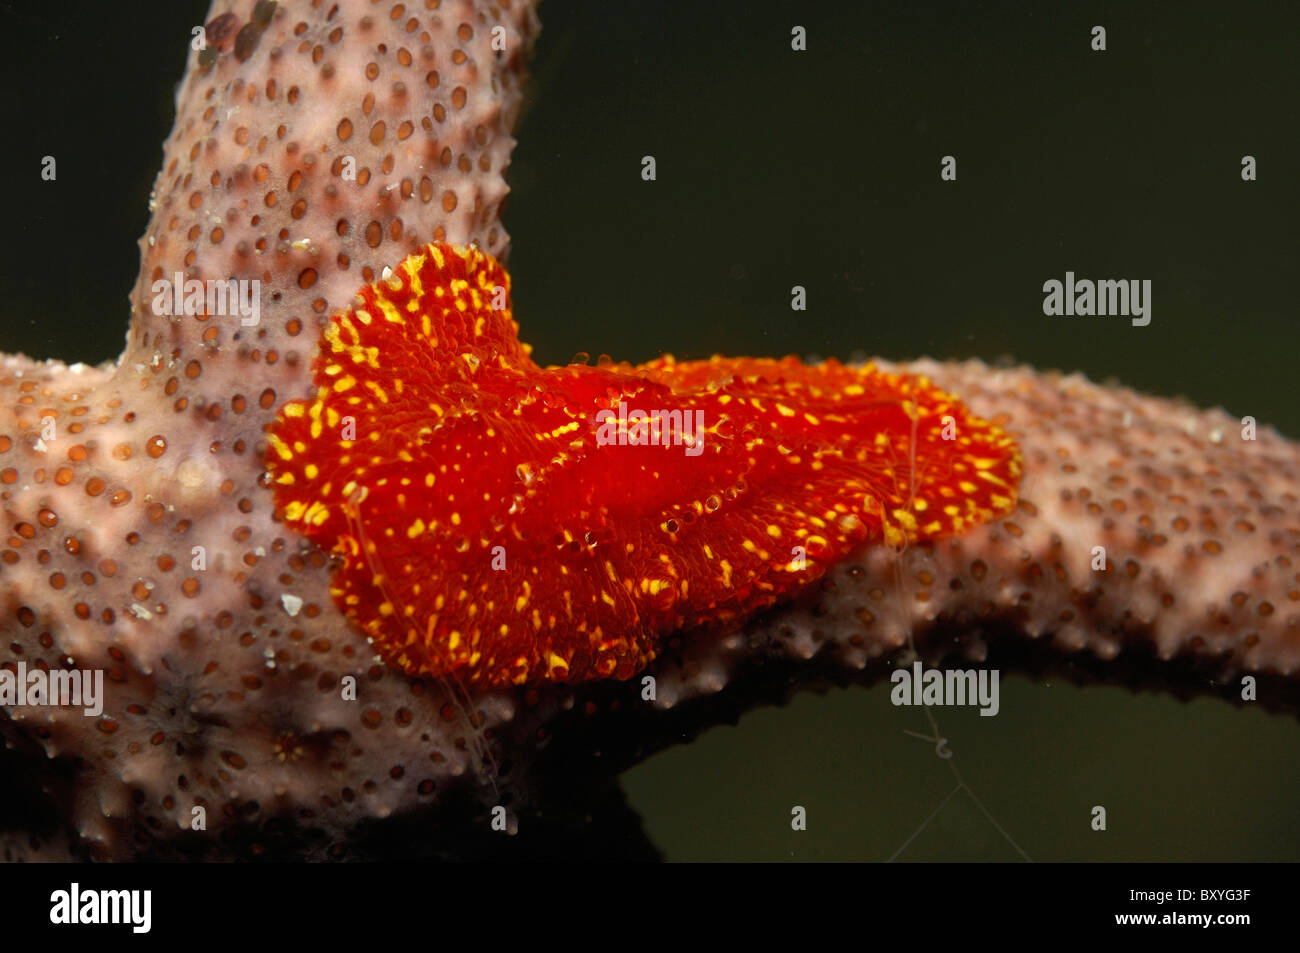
[2,0,1297,862]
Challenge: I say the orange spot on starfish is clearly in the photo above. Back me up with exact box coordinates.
[268,243,1022,686]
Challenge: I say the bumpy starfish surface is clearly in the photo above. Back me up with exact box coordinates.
[2,0,1297,861]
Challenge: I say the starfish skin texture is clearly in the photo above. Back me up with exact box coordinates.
[2,1,1298,861]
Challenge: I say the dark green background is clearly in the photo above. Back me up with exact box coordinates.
[1,0,1296,860]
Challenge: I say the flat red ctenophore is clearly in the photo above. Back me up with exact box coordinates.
[268,244,1022,686]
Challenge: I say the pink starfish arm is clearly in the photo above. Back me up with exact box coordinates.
[660,357,1300,702]
[1,1,1296,861]
[2,0,541,859]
